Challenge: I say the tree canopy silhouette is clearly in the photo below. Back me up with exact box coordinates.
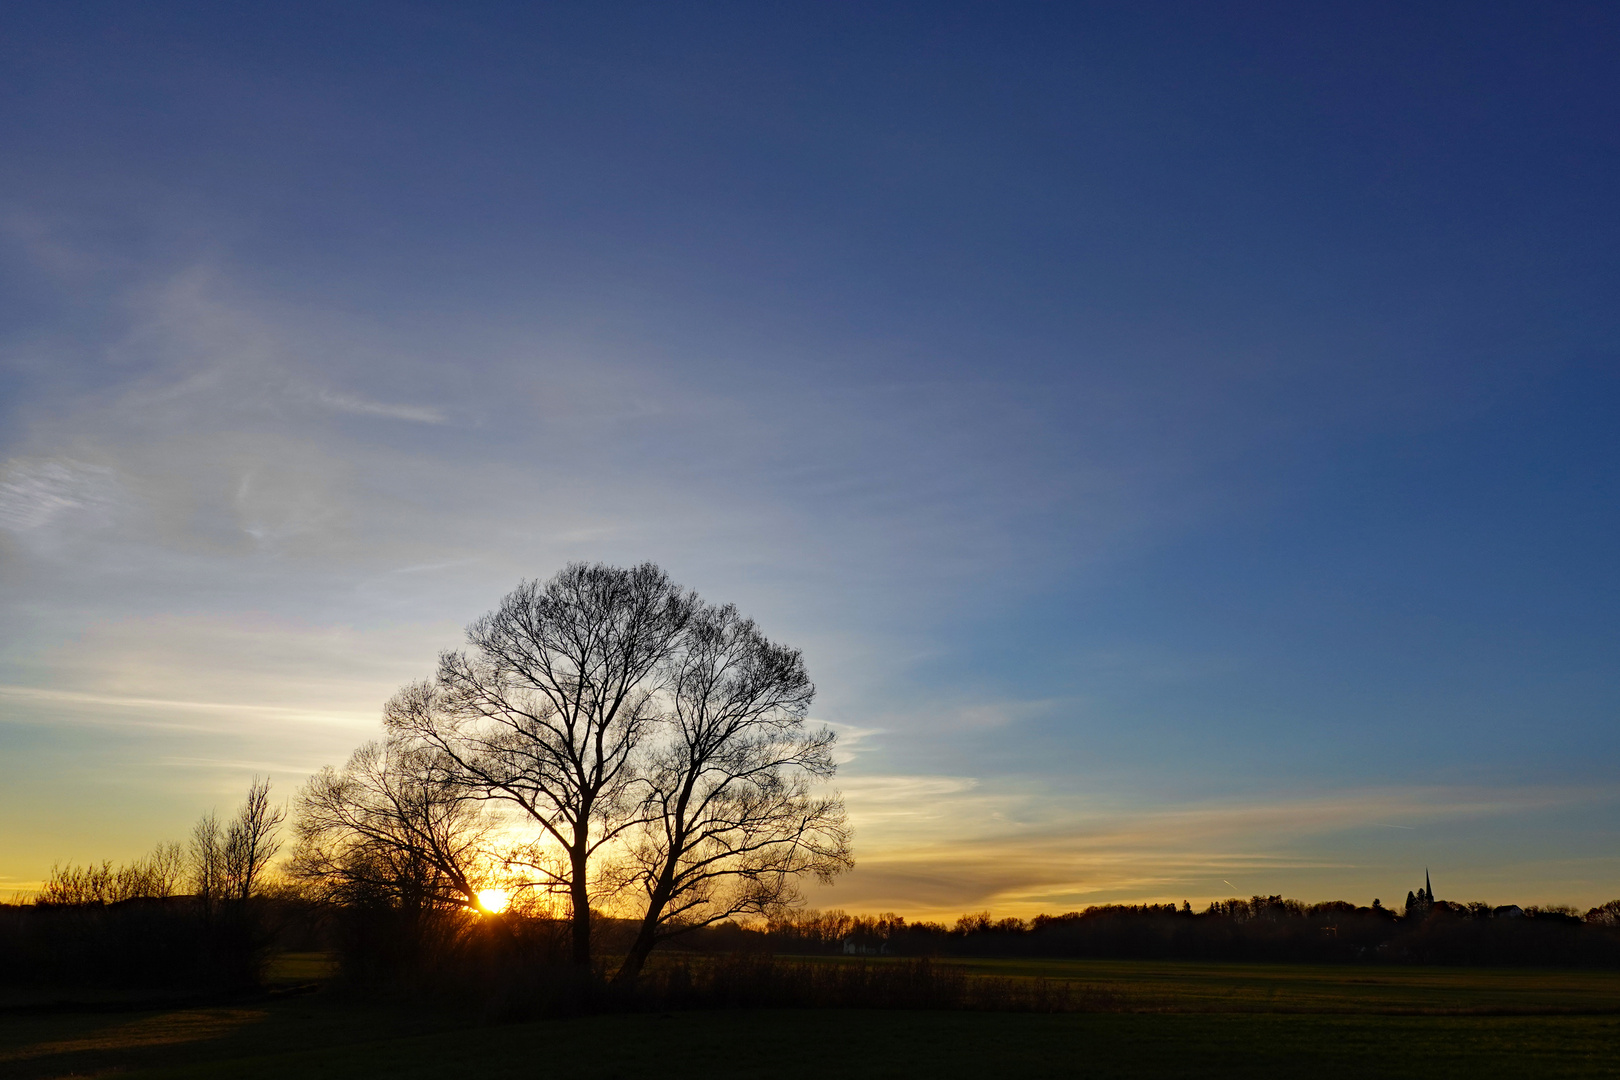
[334,561,850,974]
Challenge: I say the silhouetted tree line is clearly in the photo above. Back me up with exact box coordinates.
[0,777,299,994]
[664,896,1620,967]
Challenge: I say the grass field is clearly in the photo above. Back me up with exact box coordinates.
[943,955,1620,1014]
[3,955,1618,1078]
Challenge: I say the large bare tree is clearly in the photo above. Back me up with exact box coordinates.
[385,562,699,966]
[614,602,852,982]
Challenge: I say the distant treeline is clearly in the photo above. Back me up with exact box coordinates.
[11,772,1620,1005]
[0,778,293,995]
[9,888,1620,1012]
[667,898,1620,967]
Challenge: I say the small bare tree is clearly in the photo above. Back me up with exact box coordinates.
[35,842,186,906]
[144,841,187,899]
[223,776,286,903]
[614,602,852,982]
[291,738,493,911]
[386,562,700,966]
[190,777,285,912]
[190,811,224,914]
[36,861,115,906]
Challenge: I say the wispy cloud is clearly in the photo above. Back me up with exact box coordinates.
[0,685,378,737]
[821,720,886,765]
[810,777,1615,917]
[0,459,121,532]
[159,754,336,774]
[315,390,447,424]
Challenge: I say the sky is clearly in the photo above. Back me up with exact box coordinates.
[2,1,1618,916]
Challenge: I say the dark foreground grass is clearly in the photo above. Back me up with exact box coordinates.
[4,957,1620,1079]
[9,1007,1616,1079]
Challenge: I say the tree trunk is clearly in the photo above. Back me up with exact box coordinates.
[614,864,679,984]
[569,848,592,967]
[614,908,663,983]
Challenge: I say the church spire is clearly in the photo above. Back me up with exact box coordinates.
[1426,868,1432,901]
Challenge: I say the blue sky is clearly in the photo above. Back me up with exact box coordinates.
[2,2,1617,913]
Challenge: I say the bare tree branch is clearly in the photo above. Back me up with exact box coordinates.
[290,740,497,912]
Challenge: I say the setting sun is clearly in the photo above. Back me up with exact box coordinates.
[476,889,510,914]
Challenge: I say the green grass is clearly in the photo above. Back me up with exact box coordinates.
[264,951,339,985]
[939,955,1620,1014]
[3,955,1619,1079]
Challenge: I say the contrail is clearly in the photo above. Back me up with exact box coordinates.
[1372,823,1415,829]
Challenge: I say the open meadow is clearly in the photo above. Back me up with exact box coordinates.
[4,954,1619,1079]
